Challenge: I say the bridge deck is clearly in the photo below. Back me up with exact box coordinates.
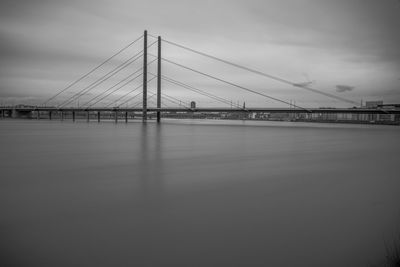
[1,107,399,114]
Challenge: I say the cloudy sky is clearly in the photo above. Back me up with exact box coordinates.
[1,0,399,108]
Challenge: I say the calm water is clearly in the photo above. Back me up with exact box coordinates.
[1,119,399,266]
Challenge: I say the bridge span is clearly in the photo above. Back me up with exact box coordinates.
[2,31,399,124]
[1,106,399,124]
[2,106,399,114]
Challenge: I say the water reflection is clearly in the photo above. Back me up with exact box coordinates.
[1,120,400,266]
[136,124,167,265]
[138,123,165,205]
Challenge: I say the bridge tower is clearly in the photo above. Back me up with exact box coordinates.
[157,36,161,123]
[142,30,148,122]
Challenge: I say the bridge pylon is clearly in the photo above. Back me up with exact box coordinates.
[142,30,148,122]
[157,36,162,123]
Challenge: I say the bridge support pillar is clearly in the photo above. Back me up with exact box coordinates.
[61,111,64,121]
[115,111,118,123]
[125,112,128,123]
[142,30,148,122]
[97,111,100,122]
[37,110,40,120]
[1,109,4,119]
[86,111,90,122]
[157,35,161,123]
[49,111,52,120]
[72,111,75,122]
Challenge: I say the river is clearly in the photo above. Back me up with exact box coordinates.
[1,119,399,266]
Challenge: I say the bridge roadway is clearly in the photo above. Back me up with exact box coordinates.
[1,107,399,114]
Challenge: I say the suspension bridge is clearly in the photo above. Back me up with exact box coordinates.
[1,30,399,122]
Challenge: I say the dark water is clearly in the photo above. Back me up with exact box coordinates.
[1,119,399,266]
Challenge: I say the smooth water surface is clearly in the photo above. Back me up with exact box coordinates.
[1,119,399,266]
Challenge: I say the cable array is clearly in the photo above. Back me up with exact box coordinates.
[46,36,158,109]
[58,50,143,107]
[45,31,359,113]
[42,35,143,106]
[149,54,310,112]
[153,35,358,106]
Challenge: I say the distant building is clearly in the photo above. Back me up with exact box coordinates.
[378,104,400,109]
[190,101,196,109]
[365,101,383,108]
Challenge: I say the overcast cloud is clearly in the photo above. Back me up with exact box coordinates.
[336,85,355,93]
[1,0,399,107]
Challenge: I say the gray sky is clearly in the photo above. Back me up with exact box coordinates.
[1,0,399,108]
